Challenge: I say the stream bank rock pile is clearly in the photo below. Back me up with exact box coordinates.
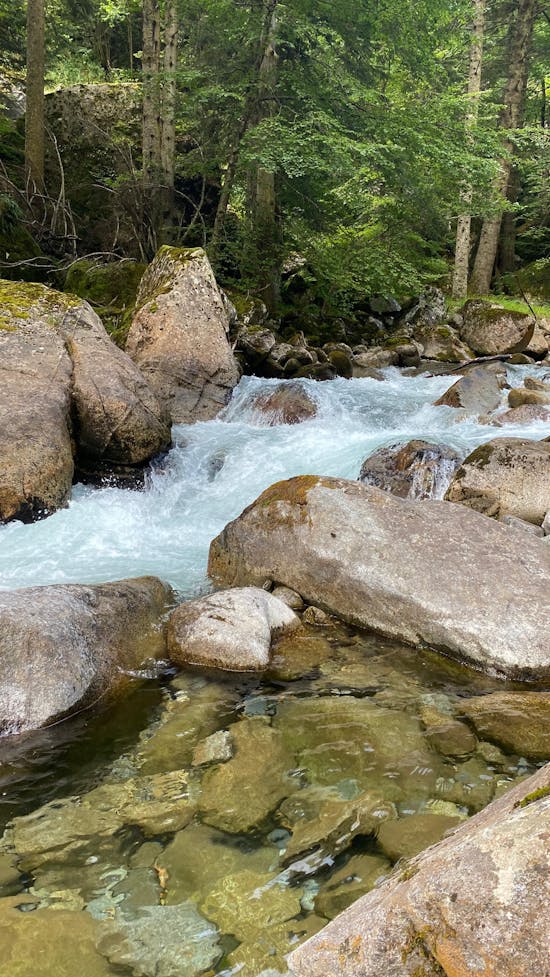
[125,246,241,424]
[0,577,173,734]
[234,288,549,380]
[0,279,170,523]
[209,475,550,681]
[288,761,550,977]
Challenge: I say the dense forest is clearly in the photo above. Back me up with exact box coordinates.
[0,0,549,322]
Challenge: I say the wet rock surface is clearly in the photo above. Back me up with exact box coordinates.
[433,362,507,413]
[250,382,318,424]
[209,475,550,680]
[359,439,461,500]
[0,577,172,734]
[126,247,241,424]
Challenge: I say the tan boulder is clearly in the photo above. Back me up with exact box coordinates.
[434,363,506,413]
[209,475,550,680]
[288,762,550,977]
[167,587,299,671]
[0,577,172,734]
[126,246,240,423]
[508,385,550,408]
[459,300,535,356]
[490,403,550,426]
[445,437,550,524]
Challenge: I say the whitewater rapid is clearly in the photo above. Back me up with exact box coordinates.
[1,367,549,595]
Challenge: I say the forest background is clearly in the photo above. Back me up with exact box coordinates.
[0,0,549,326]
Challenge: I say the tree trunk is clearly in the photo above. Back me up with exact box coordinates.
[142,0,161,249]
[25,0,45,192]
[160,0,178,230]
[209,0,279,268]
[452,0,485,299]
[470,0,537,294]
[249,5,280,311]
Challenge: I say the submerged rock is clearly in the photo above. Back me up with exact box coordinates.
[445,437,550,524]
[199,718,293,833]
[0,577,172,734]
[376,812,461,862]
[359,440,461,501]
[459,300,535,356]
[167,587,299,672]
[98,902,222,977]
[288,762,550,977]
[460,692,550,761]
[0,896,107,977]
[314,852,390,920]
[126,246,240,423]
[209,475,550,680]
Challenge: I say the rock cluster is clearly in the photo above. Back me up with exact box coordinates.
[0,279,170,523]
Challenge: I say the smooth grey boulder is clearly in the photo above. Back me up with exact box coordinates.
[433,362,506,413]
[167,587,299,671]
[446,437,550,524]
[288,762,550,977]
[209,476,550,680]
[0,577,173,734]
[126,247,241,424]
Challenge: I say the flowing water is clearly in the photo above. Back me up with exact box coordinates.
[1,367,549,595]
[0,368,549,977]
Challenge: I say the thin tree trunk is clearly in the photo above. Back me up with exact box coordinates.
[209,0,279,267]
[160,0,178,231]
[541,77,547,128]
[142,0,161,250]
[452,0,485,299]
[250,5,280,311]
[25,0,45,191]
[470,0,537,294]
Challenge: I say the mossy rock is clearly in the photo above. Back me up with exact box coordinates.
[64,259,146,347]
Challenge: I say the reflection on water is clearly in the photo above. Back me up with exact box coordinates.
[0,623,546,977]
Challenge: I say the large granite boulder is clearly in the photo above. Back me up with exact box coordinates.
[167,587,299,671]
[0,577,172,734]
[359,440,461,501]
[0,280,170,522]
[445,437,550,524]
[209,476,550,680]
[434,363,506,413]
[459,300,535,356]
[288,762,550,977]
[126,247,241,423]
[0,285,74,522]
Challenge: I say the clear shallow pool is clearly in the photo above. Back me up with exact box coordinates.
[0,623,546,977]
[1,367,549,595]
